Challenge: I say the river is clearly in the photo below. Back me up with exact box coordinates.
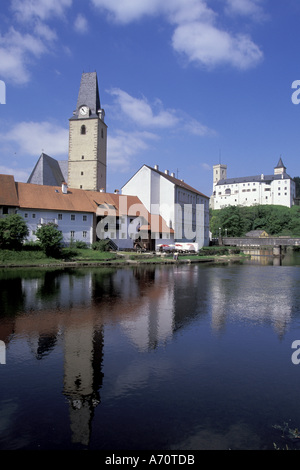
[1,252,300,450]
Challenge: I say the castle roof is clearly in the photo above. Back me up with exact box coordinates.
[216,173,292,186]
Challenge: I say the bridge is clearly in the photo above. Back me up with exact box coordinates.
[220,236,300,256]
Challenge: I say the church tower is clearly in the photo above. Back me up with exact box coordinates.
[68,72,107,191]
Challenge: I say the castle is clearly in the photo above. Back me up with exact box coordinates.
[210,158,296,210]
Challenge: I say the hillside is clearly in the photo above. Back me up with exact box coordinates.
[210,204,300,238]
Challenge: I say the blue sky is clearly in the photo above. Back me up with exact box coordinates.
[0,0,300,198]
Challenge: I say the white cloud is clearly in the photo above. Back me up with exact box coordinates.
[108,130,158,171]
[0,165,31,182]
[0,24,51,84]
[11,0,73,22]
[91,0,264,70]
[74,14,89,34]
[90,0,162,24]
[184,117,216,137]
[0,0,72,84]
[108,88,215,137]
[0,121,69,157]
[224,0,265,18]
[172,22,263,70]
[108,88,179,129]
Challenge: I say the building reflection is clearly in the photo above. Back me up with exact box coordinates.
[0,262,298,446]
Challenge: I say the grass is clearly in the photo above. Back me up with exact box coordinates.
[0,245,245,267]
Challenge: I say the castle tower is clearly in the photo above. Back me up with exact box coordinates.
[68,72,107,191]
[274,157,286,176]
[213,163,227,185]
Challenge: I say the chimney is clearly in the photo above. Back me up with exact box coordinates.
[114,189,119,194]
[99,188,105,192]
[154,164,159,170]
[171,172,175,178]
[165,169,169,175]
[62,182,68,194]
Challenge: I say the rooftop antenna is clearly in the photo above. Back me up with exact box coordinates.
[219,148,221,164]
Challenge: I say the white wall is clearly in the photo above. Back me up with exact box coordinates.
[17,209,94,245]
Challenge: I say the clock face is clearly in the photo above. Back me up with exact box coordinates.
[80,106,88,116]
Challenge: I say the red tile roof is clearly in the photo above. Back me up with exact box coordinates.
[0,175,19,206]
[0,175,173,233]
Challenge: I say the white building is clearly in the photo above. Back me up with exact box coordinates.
[210,158,296,209]
[122,164,210,248]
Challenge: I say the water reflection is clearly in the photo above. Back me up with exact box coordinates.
[0,261,300,449]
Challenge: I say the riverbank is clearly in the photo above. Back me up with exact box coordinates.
[0,247,248,268]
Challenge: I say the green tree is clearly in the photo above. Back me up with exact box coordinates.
[35,223,63,257]
[0,213,29,249]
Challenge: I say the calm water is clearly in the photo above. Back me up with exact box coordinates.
[1,253,300,450]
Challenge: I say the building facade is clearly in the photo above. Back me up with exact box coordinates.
[122,164,210,248]
[0,175,172,250]
[210,158,296,209]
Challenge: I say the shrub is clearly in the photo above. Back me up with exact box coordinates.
[35,223,63,257]
[91,240,110,251]
[0,214,29,249]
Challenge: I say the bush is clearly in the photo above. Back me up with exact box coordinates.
[35,223,63,257]
[0,214,29,249]
[91,240,110,251]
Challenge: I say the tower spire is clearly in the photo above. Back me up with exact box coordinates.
[75,72,101,118]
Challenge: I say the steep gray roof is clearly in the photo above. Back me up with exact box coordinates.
[27,153,67,186]
[73,72,101,118]
[275,157,286,169]
[216,173,293,186]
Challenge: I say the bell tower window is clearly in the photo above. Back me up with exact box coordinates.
[81,125,86,135]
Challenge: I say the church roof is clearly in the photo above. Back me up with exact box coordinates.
[74,72,101,118]
[27,153,67,186]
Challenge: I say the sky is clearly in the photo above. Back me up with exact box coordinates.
[0,0,300,198]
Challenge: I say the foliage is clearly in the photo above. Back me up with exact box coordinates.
[210,204,300,237]
[0,214,29,249]
[69,240,88,249]
[35,223,63,257]
[91,240,110,251]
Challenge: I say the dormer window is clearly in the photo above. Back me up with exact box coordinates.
[81,125,86,135]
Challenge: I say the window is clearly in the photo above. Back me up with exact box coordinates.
[32,213,36,218]
[24,213,28,218]
[101,129,104,138]
[81,155,84,159]
[71,214,75,221]
[58,214,62,220]
[81,171,84,175]
[81,125,86,135]
[70,231,75,238]
[83,215,87,221]
[83,231,87,238]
